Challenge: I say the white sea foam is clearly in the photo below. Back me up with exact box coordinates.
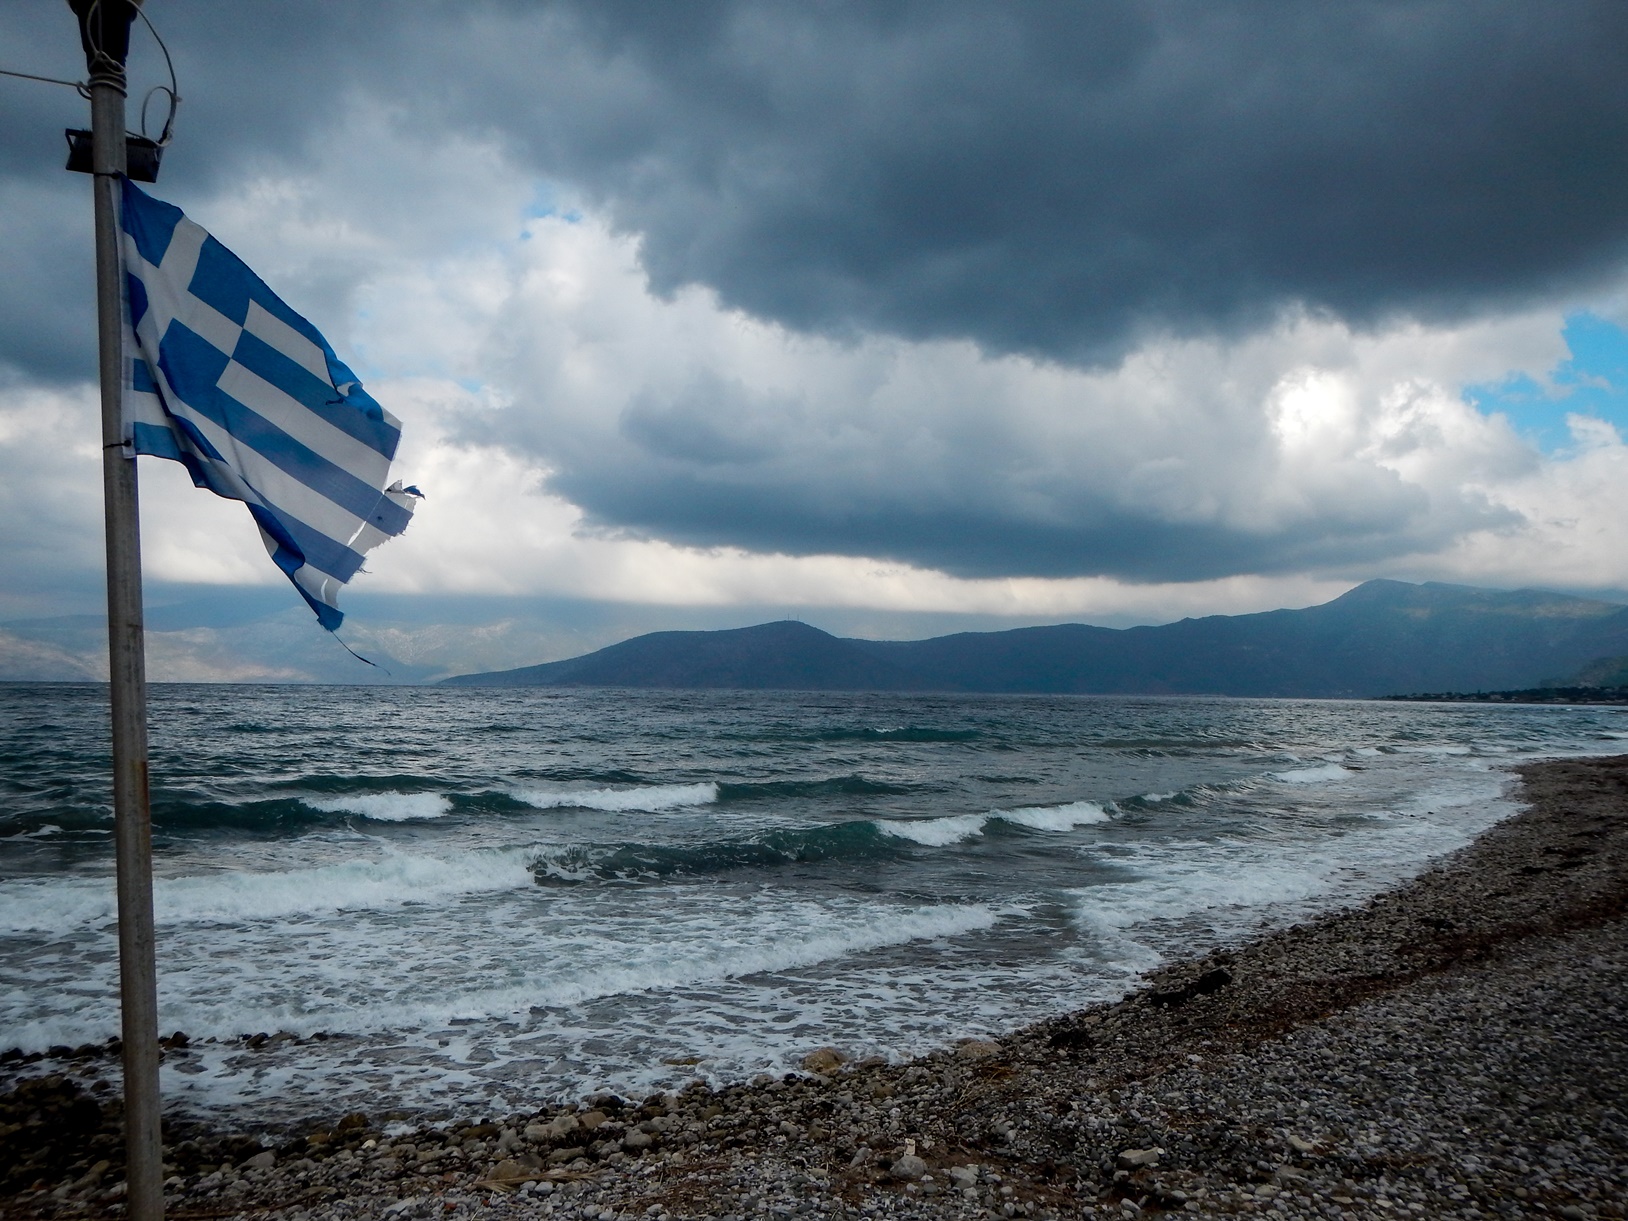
[306,793,453,821]
[875,800,1111,844]
[876,813,987,845]
[0,847,541,934]
[1,895,1005,1054]
[385,900,1006,1020]
[1072,769,1517,972]
[1270,762,1352,783]
[1080,843,1354,940]
[995,800,1110,831]
[513,782,719,813]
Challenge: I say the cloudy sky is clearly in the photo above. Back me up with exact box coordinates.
[4,0,1628,681]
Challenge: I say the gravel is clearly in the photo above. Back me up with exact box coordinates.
[3,755,1625,1220]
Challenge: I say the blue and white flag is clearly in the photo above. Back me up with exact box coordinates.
[118,177,420,631]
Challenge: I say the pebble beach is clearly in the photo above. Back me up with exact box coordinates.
[3,753,1624,1221]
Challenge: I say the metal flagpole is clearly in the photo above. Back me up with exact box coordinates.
[69,2,165,1218]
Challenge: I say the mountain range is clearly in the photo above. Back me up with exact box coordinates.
[441,579,1628,697]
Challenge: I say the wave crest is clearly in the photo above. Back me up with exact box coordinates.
[1270,763,1352,784]
[874,799,1111,845]
[306,793,453,822]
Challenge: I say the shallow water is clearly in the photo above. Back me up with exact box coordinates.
[1,684,1623,1122]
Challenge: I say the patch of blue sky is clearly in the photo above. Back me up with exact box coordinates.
[1466,311,1628,452]
[522,183,581,228]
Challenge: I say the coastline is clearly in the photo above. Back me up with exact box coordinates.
[3,755,1625,1220]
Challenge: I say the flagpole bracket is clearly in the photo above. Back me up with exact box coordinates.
[65,127,162,181]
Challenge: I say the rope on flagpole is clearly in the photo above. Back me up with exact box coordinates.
[133,3,179,147]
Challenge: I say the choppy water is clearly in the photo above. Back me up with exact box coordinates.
[1,683,1624,1123]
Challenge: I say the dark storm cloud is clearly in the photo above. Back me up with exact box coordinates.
[551,466,1455,583]
[8,0,1627,374]
[529,390,1515,584]
[449,0,1628,363]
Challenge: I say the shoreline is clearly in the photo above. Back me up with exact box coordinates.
[3,755,1625,1219]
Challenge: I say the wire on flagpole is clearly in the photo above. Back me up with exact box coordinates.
[0,65,90,94]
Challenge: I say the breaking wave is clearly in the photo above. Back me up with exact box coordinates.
[875,799,1111,846]
[1270,763,1353,784]
[306,793,454,822]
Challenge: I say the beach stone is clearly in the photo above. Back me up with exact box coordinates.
[547,1115,581,1139]
[801,1047,848,1075]
[548,1146,586,1165]
[581,1110,608,1130]
[955,1039,1001,1060]
[947,1165,979,1188]
[523,1123,553,1143]
[486,1158,529,1183]
[334,1112,368,1134]
[242,1151,275,1170]
[889,1153,928,1181]
[73,1159,109,1190]
[623,1131,653,1151]
[1116,1148,1160,1169]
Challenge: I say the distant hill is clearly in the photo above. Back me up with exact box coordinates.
[440,580,1628,697]
[449,620,927,692]
[1564,654,1628,688]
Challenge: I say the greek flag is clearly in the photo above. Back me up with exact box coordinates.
[118,177,420,631]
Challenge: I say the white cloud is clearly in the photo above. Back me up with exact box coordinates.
[1416,413,1628,590]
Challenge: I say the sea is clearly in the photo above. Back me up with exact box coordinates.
[1,683,1624,1127]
